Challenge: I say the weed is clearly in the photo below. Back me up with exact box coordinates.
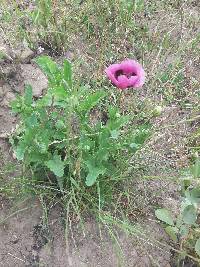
[10,55,150,220]
[155,156,200,264]
[0,0,69,53]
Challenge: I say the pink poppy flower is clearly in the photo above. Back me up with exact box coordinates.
[105,59,145,90]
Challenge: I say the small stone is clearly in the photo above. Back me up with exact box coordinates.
[32,250,38,257]
[0,80,5,87]
[0,40,13,61]
[12,151,17,160]
[2,65,17,78]
[21,64,48,97]
[63,50,74,61]
[153,106,163,117]
[2,91,16,107]
[0,84,11,101]
[15,47,34,62]
[0,132,10,139]
[10,235,19,244]
[0,87,5,99]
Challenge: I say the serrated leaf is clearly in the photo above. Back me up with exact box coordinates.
[95,147,109,162]
[36,93,54,107]
[51,86,68,100]
[85,160,106,186]
[46,155,64,178]
[25,113,38,128]
[34,56,61,84]
[165,226,178,242]
[182,204,197,225]
[63,59,72,89]
[155,208,174,226]
[107,115,129,131]
[108,106,119,119]
[10,97,22,113]
[24,85,33,105]
[28,150,47,163]
[78,91,106,114]
[195,238,200,257]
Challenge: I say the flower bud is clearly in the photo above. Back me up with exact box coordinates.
[153,106,162,117]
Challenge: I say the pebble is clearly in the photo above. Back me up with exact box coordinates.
[21,64,48,97]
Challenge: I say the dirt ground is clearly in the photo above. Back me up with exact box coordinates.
[0,195,172,267]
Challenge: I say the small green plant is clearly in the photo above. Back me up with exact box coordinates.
[28,0,69,52]
[155,156,200,264]
[157,62,185,103]
[10,56,150,215]
[0,0,69,53]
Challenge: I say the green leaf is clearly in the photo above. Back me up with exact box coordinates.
[36,93,54,107]
[46,155,64,178]
[191,157,200,178]
[176,214,183,228]
[129,143,140,151]
[28,150,47,163]
[95,147,109,162]
[132,126,151,145]
[165,226,178,242]
[179,225,189,238]
[25,113,38,128]
[14,142,26,160]
[108,106,119,120]
[195,238,200,257]
[24,85,33,105]
[52,86,68,99]
[85,160,106,186]
[35,56,61,83]
[46,155,65,191]
[182,204,197,225]
[35,128,51,153]
[189,188,200,204]
[111,130,120,139]
[155,208,174,226]
[10,96,22,113]
[78,91,106,114]
[55,120,65,129]
[107,115,129,131]
[79,136,95,152]
[63,59,72,89]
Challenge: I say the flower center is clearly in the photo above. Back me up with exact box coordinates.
[115,70,124,78]
[115,69,137,79]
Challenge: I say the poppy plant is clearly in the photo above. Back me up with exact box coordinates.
[105,59,145,89]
